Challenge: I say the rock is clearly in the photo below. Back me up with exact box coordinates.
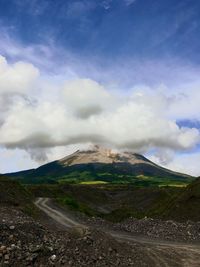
[9,225,15,230]
[9,235,14,240]
[69,226,90,238]
[108,247,113,252]
[11,244,15,250]
[4,254,10,260]
[1,205,200,266]
[50,254,57,262]
[30,245,43,253]
[0,245,6,251]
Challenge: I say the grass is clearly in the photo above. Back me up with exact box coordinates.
[158,184,187,188]
[80,181,108,185]
[57,195,97,217]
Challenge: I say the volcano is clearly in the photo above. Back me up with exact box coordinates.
[5,146,194,185]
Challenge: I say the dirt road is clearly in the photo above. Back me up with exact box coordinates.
[35,197,200,267]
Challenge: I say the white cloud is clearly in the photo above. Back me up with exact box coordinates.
[0,55,39,94]
[168,86,200,120]
[0,53,200,175]
[101,0,112,10]
[0,29,70,73]
[0,60,199,155]
[149,152,200,176]
[124,0,137,6]
[63,78,117,118]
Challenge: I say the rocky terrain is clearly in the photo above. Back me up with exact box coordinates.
[1,174,200,266]
[0,206,159,267]
[35,197,200,267]
[0,207,139,267]
[116,217,200,242]
[86,216,200,243]
[45,196,200,243]
[1,204,200,267]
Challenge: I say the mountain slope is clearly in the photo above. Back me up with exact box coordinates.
[161,177,200,221]
[5,146,194,186]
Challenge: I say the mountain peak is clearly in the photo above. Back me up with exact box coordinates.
[58,145,152,167]
[5,145,193,185]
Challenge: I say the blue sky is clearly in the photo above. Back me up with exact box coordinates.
[1,0,200,88]
[0,0,200,175]
[1,0,200,62]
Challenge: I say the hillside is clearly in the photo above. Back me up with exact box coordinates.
[28,179,200,223]
[162,177,200,221]
[0,175,38,216]
[5,146,194,186]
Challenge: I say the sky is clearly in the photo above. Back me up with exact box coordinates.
[0,0,200,175]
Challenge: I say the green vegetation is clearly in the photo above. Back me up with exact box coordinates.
[17,177,200,223]
[80,181,108,185]
[2,168,199,223]
[57,195,97,216]
[27,184,65,198]
[28,183,185,222]
[6,159,194,187]
[26,172,191,188]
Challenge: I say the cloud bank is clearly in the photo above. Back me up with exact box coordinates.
[0,55,200,170]
[0,55,39,94]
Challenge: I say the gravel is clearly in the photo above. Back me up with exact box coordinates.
[86,216,200,243]
[0,207,148,267]
[1,205,200,267]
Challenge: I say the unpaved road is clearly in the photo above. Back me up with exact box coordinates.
[35,197,200,267]
[35,197,81,228]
